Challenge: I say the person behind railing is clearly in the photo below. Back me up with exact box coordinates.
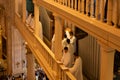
[29,13,35,30]
[51,33,55,53]
[25,12,32,26]
[69,52,83,80]
[66,38,74,65]
[62,34,67,50]
[69,31,76,53]
[21,73,26,80]
[7,74,11,80]
[61,47,72,68]
[25,12,43,40]
[25,12,34,29]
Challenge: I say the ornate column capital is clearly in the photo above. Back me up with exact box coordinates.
[97,40,115,53]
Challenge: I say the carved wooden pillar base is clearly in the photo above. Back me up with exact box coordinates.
[98,41,115,80]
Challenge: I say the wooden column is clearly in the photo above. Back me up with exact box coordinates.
[34,2,40,36]
[26,46,35,80]
[54,14,63,61]
[98,41,115,80]
[5,0,15,75]
[6,20,12,76]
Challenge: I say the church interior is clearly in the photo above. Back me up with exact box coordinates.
[0,0,120,80]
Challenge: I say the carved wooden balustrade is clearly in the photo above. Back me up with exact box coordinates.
[52,0,119,27]
[15,14,76,80]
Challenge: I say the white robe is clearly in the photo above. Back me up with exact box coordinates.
[25,14,32,26]
[25,14,34,29]
[69,57,83,80]
[61,51,72,68]
[67,44,74,64]
[66,31,71,39]
[67,44,74,55]
[51,34,55,53]
[70,36,76,53]
[62,38,67,49]
[26,15,43,40]
[29,17,34,29]
[36,21,43,40]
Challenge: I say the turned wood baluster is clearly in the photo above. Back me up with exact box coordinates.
[62,0,64,5]
[81,0,85,14]
[95,0,99,19]
[65,0,67,6]
[90,0,94,17]
[71,0,74,9]
[107,0,112,25]
[58,0,60,3]
[59,0,61,4]
[60,0,62,4]
[113,0,118,27]
[75,0,77,10]
[86,0,89,15]
[22,0,26,22]
[78,0,81,12]
[68,0,70,8]
[100,0,105,22]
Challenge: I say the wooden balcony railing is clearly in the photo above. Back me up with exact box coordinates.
[15,14,76,80]
[52,0,119,27]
